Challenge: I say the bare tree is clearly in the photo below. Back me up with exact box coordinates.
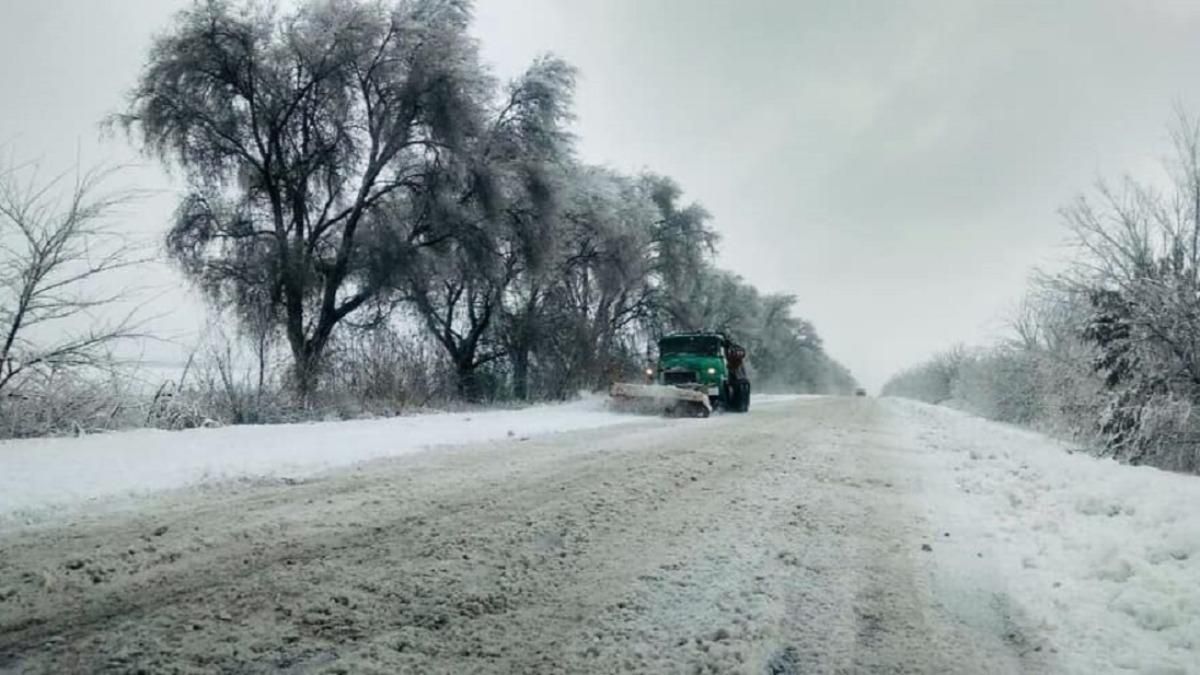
[0,161,144,398]
[403,55,575,401]
[1057,113,1200,461]
[118,0,490,397]
[884,112,1200,470]
[406,241,511,401]
[641,173,717,331]
[542,168,658,391]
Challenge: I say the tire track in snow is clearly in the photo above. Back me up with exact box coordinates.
[0,398,1038,673]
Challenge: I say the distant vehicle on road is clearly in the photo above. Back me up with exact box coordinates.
[855,388,867,397]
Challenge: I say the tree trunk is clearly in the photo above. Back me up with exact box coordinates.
[511,345,530,401]
[456,358,483,403]
[292,346,320,403]
[291,332,332,404]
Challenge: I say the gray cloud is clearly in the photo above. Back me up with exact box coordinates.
[476,0,1200,388]
[6,0,1200,387]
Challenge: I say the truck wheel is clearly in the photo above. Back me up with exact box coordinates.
[720,382,733,412]
[732,381,750,413]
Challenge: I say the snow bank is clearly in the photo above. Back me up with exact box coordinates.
[0,393,807,520]
[0,397,640,519]
[890,399,1200,674]
[751,393,815,404]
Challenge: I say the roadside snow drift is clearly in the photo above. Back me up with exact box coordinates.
[892,399,1200,674]
[0,397,642,518]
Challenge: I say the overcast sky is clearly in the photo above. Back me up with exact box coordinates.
[4,0,1200,389]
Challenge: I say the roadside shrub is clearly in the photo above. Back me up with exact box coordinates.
[0,370,144,438]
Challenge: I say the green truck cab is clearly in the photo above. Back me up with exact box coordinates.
[652,332,751,412]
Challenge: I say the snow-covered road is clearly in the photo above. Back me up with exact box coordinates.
[0,397,1196,673]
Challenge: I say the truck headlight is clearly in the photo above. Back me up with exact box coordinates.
[645,368,654,376]
[707,367,716,375]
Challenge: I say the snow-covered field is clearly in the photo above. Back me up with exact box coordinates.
[0,394,805,520]
[893,399,1200,674]
[0,396,638,519]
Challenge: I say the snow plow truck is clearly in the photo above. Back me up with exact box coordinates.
[609,332,751,417]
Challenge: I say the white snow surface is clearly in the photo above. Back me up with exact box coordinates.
[0,395,803,520]
[892,399,1200,674]
[0,396,642,518]
[6,393,1197,671]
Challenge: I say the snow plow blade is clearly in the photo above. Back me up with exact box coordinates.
[608,382,713,417]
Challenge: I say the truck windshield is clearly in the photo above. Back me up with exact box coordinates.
[659,335,721,356]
